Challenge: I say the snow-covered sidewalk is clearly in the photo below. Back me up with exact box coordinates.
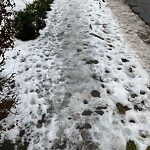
[1,0,150,149]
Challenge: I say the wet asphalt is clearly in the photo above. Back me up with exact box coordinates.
[125,0,150,24]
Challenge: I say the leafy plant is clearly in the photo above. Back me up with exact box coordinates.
[0,0,15,68]
[0,0,16,121]
[13,0,54,41]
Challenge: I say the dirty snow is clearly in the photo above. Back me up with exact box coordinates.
[1,0,150,149]
[107,0,150,74]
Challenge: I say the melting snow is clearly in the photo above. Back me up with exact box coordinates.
[1,0,150,149]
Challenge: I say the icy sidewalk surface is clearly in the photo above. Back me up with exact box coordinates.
[1,0,150,149]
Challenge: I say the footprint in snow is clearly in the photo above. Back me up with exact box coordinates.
[76,123,92,130]
[91,90,100,97]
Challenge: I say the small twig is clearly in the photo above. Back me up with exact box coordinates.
[8,109,19,115]
[90,33,104,40]
[99,2,101,9]
[89,24,92,30]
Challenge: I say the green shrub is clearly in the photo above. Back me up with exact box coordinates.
[0,0,15,66]
[0,0,16,121]
[13,0,54,41]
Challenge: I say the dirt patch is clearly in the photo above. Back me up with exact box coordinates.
[86,60,99,64]
[116,103,131,114]
[147,146,150,150]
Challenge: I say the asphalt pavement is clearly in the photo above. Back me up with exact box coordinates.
[125,0,150,24]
